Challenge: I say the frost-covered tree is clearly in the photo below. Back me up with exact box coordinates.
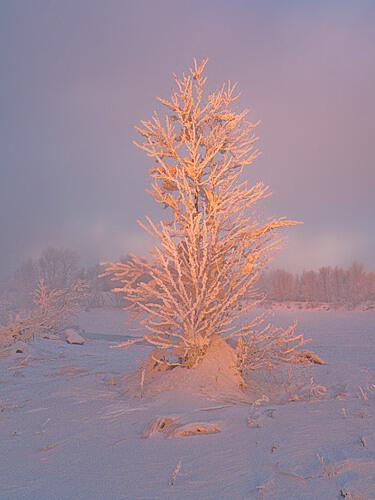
[103,60,311,369]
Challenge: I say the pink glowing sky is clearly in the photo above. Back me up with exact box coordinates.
[0,0,374,278]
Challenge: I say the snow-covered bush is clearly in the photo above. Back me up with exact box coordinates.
[0,279,87,347]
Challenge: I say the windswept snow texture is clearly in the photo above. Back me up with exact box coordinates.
[1,309,375,500]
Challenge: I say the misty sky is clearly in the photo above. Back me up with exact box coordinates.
[1,0,374,280]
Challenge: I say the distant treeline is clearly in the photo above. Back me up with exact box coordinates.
[259,262,375,305]
[2,249,374,319]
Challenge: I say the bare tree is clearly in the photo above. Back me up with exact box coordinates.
[14,258,39,293]
[103,59,310,369]
[38,247,80,290]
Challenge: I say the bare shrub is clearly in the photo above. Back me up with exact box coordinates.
[236,318,324,373]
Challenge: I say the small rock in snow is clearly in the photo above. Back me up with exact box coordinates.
[64,329,85,345]
[13,341,28,354]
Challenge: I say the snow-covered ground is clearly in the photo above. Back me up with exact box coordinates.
[1,309,374,499]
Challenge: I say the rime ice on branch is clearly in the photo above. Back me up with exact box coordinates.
[102,59,309,369]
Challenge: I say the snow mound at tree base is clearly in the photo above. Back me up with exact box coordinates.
[124,336,248,402]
